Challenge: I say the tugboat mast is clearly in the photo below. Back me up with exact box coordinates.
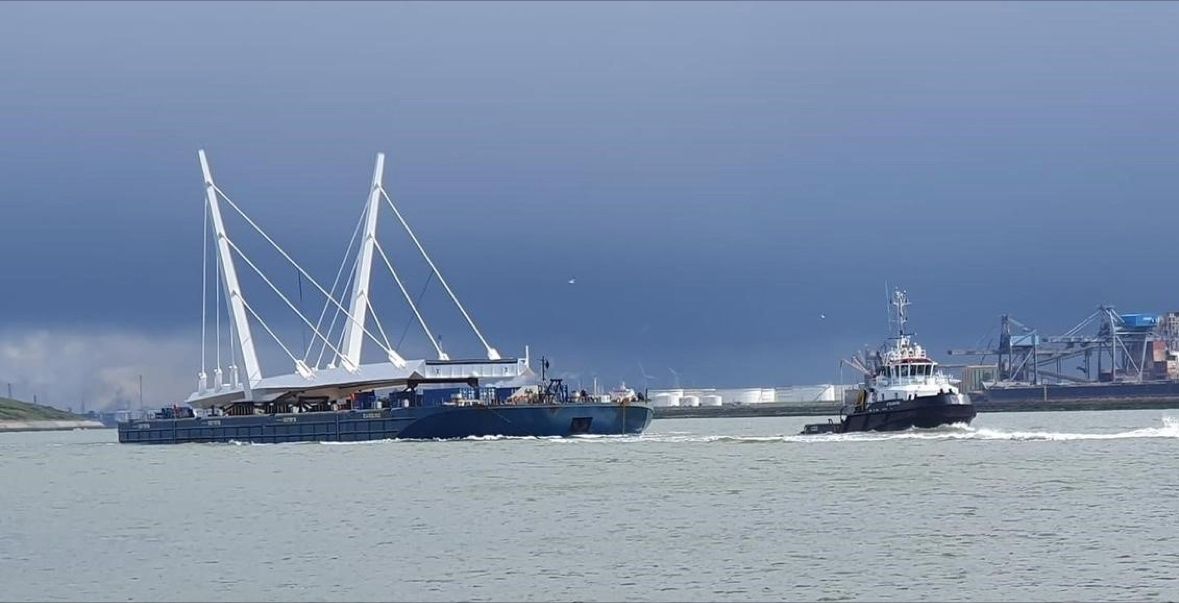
[889,287,911,339]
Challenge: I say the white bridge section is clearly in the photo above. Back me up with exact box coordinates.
[187,358,525,409]
[190,150,525,408]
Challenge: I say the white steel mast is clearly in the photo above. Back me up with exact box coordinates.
[200,150,262,396]
[341,153,405,369]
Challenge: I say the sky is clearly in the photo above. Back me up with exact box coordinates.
[2,1,1179,409]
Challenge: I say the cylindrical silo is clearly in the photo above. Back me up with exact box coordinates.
[727,388,763,404]
[701,395,723,406]
[652,393,679,407]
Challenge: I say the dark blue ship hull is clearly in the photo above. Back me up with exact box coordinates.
[841,393,975,432]
[802,393,975,434]
[118,403,653,444]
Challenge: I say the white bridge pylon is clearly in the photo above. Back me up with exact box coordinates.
[196,150,501,400]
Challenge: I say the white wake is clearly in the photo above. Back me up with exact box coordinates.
[634,416,1179,444]
[217,417,1179,446]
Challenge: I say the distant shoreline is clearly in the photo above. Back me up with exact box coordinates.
[0,420,108,433]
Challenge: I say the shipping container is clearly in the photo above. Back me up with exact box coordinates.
[1120,313,1159,329]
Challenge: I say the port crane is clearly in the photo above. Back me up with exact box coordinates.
[947,307,1162,385]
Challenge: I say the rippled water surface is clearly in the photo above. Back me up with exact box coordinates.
[2,410,1177,601]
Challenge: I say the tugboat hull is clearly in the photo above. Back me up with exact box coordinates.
[118,403,653,444]
[841,393,975,432]
[802,393,974,434]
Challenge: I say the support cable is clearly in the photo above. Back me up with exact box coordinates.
[329,258,360,367]
[298,271,306,354]
[215,237,222,372]
[379,187,497,358]
[213,185,395,362]
[224,238,352,367]
[366,296,393,352]
[374,238,444,359]
[397,271,434,350]
[304,203,368,361]
[228,277,238,385]
[239,296,302,370]
[317,254,360,369]
[201,198,209,377]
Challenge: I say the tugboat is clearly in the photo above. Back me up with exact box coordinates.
[802,289,975,434]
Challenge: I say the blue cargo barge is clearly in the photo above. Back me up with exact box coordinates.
[120,362,654,444]
[119,401,652,444]
[120,150,658,444]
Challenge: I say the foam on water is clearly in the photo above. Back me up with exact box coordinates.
[213,417,1179,446]
[629,416,1179,444]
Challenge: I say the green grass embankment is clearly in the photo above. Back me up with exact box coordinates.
[0,397,83,421]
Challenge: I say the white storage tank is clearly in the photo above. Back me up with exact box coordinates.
[775,384,842,404]
[679,395,700,407]
[722,388,765,405]
[652,393,679,407]
[701,395,723,406]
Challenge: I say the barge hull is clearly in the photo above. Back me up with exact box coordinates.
[118,404,653,444]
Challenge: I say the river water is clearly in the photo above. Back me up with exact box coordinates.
[1,410,1177,602]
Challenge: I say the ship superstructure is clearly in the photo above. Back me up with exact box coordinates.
[859,289,961,405]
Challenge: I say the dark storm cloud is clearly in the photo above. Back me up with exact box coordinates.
[2,1,1179,401]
